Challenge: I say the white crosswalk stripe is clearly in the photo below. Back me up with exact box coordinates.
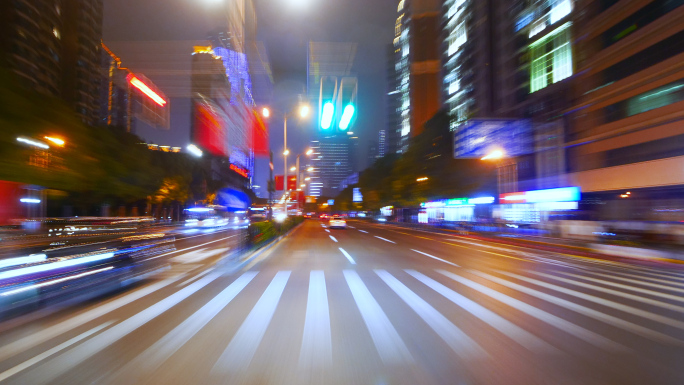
[299,271,333,368]
[213,271,291,372]
[375,270,487,359]
[437,269,627,352]
[9,264,684,383]
[343,270,413,364]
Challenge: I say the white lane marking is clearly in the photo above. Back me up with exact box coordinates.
[525,271,684,329]
[0,321,115,382]
[375,270,487,359]
[329,235,338,243]
[325,229,330,233]
[374,236,395,244]
[299,271,332,368]
[0,274,184,362]
[171,247,230,264]
[338,248,356,265]
[437,270,626,352]
[411,249,460,267]
[29,273,222,381]
[359,230,368,234]
[601,270,684,289]
[213,271,291,372]
[177,268,215,287]
[342,270,412,364]
[406,270,555,353]
[567,271,684,300]
[481,271,683,346]
[148,235,237,261]
[128,272,257,373]
[348,226,355,229]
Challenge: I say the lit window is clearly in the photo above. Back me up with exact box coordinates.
[53,28,60,39]
[530,23,572,93]
[448,80,460,95]
[398,0,405,12]
[448,22,467,56]
[549,0,572,24]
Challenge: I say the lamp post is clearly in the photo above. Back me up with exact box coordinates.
[481,149,517,196]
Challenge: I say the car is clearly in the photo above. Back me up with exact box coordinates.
[319,213,329,220]
[329,215,346,229]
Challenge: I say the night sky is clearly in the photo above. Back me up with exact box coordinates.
[103,0,396,198]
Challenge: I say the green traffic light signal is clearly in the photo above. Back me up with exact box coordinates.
[320,102,334,129]
[339,105,355,130]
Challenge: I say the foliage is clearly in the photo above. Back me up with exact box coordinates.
[247,217,304,248]
[336,109,496,211]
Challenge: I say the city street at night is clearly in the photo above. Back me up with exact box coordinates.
[1,220,683,384]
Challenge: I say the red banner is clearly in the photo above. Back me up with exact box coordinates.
[287,176,297,191]
[249,109,269,156]
[275,175,284,191]
[193,101,226,156]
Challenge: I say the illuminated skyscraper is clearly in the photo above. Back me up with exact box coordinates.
[389,0,442,154]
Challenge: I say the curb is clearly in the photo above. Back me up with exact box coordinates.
[219,221,304,273]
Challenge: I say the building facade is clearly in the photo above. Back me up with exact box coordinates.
[0,0,104,125]
[566,0,684,220]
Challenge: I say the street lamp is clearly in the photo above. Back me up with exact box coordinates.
[261,107,270,118]
[481,150,504,161]
[481,149,516,195]
[307,167,314,172]
[290,166,296,172]
[187,144,203,157]
[306,148,314,156]
[416,177,429,182]
[283,149,290,156]
[44,136,65,147]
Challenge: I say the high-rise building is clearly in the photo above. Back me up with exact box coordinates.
[566,0,684,219]
[0,0,104,125]
[378,129,387,158]
[389,0,442,154]
[311,136,352,197]
[99,43,170,135]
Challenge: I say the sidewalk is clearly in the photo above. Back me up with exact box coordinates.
[380,221,684,267]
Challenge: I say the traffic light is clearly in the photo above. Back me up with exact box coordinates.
[339,105,355,130]
[320,102,334,129]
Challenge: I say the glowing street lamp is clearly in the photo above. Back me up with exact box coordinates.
[283,149,290,156]
[290,166,296,172]
[299,105,310,118]
[261,107,270,118]
[416,177,429,182]
[306,148,314,156]
[44,136,65,146]
[187,144,203,157]
[307,167,314,172]
[16,137,49,149]
[481,150,504,161]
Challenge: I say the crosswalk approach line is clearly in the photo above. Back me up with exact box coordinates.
[343,270,413,365]
[405,270,556,353]
[299,271,333,368]
[437,269,627,352]
[213,271,291,373]
[375,270,487,359]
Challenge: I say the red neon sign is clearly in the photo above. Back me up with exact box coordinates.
[127,74,166,106]
[230,164,248,178]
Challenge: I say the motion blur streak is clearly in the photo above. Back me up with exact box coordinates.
[19,273,222,384]
[0,254,46,269]
[1,266,114,296]
[0,252,114,281]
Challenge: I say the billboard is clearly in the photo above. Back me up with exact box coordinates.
[453,119,532,158]
[193,100,226,156]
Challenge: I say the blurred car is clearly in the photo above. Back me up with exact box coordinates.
[319,213,329,220]
[329,215,346,229]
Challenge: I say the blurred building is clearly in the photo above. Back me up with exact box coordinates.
[389,0,442,154]
[378,129,387,158]
[566,0,684,220]
[0,0,104,125]
[99,43,170,134]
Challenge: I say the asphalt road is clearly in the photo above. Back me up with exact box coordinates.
[1,219,684,384]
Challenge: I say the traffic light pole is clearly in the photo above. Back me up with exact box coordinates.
[283,114,288,215]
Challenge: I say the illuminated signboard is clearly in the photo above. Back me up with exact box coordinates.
[422,196,496,208]
[500,187,580,204]
[230,164,249,178]
[353,188,363,203]
[453,119,532,158]
[127,74,166,106]
[468,197,495,204]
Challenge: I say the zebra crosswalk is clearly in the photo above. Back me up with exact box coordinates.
[3,263,684,384]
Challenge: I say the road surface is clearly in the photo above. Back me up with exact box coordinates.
[0,220,683,384]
